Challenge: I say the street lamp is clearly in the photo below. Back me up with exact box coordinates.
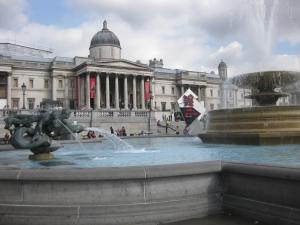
[147,93,153,133]
[21,83,26,109]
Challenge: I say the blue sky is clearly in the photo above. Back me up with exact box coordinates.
[26,0,86,27]
[0,0,300,75]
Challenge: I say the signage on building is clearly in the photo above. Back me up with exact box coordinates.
[176,89,206,133]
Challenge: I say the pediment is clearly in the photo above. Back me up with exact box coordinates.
[97,60,150,70]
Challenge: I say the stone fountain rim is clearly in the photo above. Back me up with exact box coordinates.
[1,160,300,181]
[208,105,300,114]
[234,70,300,77]
[0,161,222,181]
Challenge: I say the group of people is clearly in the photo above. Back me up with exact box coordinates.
[87,131,97,139]
[110,126,127,136]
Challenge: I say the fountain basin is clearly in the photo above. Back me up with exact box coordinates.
[0,161,222,225]
[0,161,300,225]
[199,105,300,145]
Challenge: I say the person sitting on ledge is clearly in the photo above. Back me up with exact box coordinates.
[87,131,96,139]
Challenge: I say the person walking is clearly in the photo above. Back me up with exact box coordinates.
[166,121,170,134]
[110,126,114,134]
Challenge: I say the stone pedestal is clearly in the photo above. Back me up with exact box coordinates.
[29,153,54,161]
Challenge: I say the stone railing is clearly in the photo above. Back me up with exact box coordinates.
[0,109,150,118]
[69,110,149,120]
[0,109,154,130]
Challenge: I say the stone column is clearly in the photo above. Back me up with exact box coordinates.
[202,87,207,108]
[150,77,155,110]
[52,76,56,100]
[124,75,128,109]
[75,76,81,108]
[86,73,90,109]
[106,73,110,109]
[96,73,101,109]
[115,75,119,110]
[7,73,11,108]
[141,76,145,110]
[64,78,69,109]
[80,76,85,108]
[133,75,137,109]
[198,86,201,102]
[181,85,184,96]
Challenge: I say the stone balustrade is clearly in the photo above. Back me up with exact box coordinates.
[0,109,150,119]
[0,109,156,135]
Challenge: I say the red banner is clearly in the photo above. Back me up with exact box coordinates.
[144,79,150,102]
[90,76,96,99]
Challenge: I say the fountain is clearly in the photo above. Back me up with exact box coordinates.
[0,114,300,224]
[4,109,84,160]
[198,70,300,145]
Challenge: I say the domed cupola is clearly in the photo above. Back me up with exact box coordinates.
[89,20,121,60]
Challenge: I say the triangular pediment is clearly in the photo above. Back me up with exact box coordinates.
[96,59,150,70]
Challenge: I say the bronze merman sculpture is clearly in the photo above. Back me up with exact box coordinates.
[4,109,84,160]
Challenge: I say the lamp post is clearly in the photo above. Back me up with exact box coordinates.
[21,83,26,109]
[147,94,153,133]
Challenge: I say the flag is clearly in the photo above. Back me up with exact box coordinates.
[90,76,96,99]
[144,79,150,102]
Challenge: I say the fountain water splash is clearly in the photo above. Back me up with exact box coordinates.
[56,119,87,152]
[85,127,135,151]
[246,0,279,61]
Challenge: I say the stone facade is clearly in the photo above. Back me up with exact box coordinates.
[0,21,253,116]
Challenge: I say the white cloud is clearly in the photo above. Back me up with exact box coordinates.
[0,0,27,30]
[209,41,243,64]
[0,0,299,77]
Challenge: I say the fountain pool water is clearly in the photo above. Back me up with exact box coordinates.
[1,136,300,169]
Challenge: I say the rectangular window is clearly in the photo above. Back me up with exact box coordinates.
[28,98,35,109]
[210,103,214,110]
[210,89,213,97]
[162,86,165,94]
[0,76,7,99]
[44,79,49,88]
[218,90,220,97]
[12,98,19,108]
[171,87,175,95]
[58,80,63,88]
[229,91,232,97]
[13,78,18,88]
[161,102,166,111]
[29,79,33,88]
[171,102,176,111]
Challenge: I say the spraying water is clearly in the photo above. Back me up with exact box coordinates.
[85,127,134,151]
[56,119,87,152]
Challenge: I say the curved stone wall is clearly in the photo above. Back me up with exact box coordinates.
[199,105,300,145]
[222,161,300,225]
[0,161,222,225]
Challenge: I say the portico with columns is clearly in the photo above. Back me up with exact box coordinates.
[75,60,153,110]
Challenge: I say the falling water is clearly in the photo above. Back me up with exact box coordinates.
[85,127,134,151]
[56,119,87,151]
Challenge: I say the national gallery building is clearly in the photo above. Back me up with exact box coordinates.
[0,20,254,114]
